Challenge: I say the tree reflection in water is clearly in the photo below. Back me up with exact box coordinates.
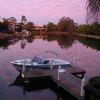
[46,34,76,49]
[0,34,100,51]
[77,37,100,51]
[0,38,18,49]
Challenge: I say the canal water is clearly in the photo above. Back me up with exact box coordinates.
[0,35,100,99]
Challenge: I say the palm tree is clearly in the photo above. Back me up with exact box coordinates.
[86,0,100,24]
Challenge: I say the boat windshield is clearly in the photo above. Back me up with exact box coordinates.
[31,56,44,64]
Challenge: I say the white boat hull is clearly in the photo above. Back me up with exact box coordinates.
[10,58,71,70]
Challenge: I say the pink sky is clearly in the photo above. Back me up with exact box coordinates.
[0,0,86,25]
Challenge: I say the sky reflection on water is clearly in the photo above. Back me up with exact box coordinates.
[0,35,100,99]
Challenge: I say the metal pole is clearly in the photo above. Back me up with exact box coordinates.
[50,59,53,69]
[21,60,25,78]
[57,66,61,80]
[80,77,85,96]
[21,71,24,78]
[23,60,25,71]
[58,69,59,80]
[73,56,76,66]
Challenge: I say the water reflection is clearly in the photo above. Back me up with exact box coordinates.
[0,34,76,49]
[46,35,76,49]
[0,35,100,51]
[0,34,100,100]
[77,37,100,51]
[8,73,78,100]
[0,38,18,49]
[8,74,64,100]
[21,38,27,49]
[9,75,54,95]
[26,36,34,43]
[20,34,77,49]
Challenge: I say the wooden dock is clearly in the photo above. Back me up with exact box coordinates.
[20,66,86,100]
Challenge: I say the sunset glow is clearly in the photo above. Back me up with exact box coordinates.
[0,0,86,25]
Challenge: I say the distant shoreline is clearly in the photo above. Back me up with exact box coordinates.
[0,32,100,40]
[77,34,100,40]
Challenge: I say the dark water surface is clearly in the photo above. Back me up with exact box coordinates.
[0,35,100,99]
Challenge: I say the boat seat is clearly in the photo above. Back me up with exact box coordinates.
[43,60,49,64]
[32,56,44,64]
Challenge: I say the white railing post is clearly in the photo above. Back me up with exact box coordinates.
[23,60,25,71]
[50,59,53,69]
[73,56,77,66]
[57,66,61,80]
[80,77,85,96]
[21,60,26,78]
[21,72,24,78]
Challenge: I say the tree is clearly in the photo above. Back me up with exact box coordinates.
[77,23,100,35]
[24,22,34,32]
[47,22,57,31]
[58,17,77,32]
[0,19,9,33]
[86,0,100,24]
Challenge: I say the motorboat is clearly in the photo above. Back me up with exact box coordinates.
[10,56,71,69]
[10,51,71,69]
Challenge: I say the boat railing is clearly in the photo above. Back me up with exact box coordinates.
[40,50,58,69]
[38,50,57,59]
[58,55,91,67]
[45,50,58,57]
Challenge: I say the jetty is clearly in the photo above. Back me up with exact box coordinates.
[19,66,86,100]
